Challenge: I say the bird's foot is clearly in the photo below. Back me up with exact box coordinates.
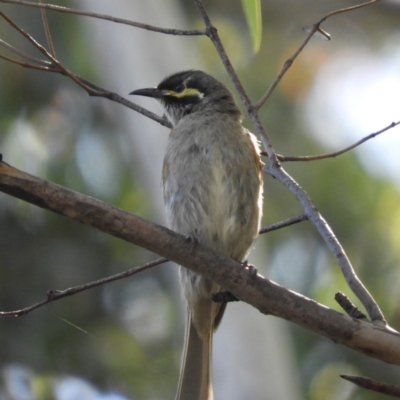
[185,232,199,244]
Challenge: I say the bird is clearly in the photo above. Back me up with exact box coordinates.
[130,70,263,400]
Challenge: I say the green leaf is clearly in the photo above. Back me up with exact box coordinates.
[241,0,262,53]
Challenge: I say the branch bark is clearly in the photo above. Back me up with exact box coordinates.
[0,160,398,365]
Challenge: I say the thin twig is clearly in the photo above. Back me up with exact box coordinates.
[0,0,206,36]
[0,38,51,66]
[39,0,56,57]
[275,121,400,162]
[254,0,382,111]
[319,0,382,23]
[0,258,168,317]
[340,375,400,397]
[259,214,308,234]
[0,53,57,71]
[254,25,319,111]
[335,292,367,320]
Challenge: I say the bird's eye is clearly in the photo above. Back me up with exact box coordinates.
[174,84,185,93]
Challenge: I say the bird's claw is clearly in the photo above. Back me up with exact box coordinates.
[242,260,258,282]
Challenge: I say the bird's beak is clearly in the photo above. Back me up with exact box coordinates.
[129,87,163,98]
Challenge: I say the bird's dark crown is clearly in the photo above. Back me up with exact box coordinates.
[157,70,228,103]
[130,70,240,125]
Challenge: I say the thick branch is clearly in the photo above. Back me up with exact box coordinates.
[0,160,398,365]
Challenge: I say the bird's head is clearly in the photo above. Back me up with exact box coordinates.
[130,70,240,126]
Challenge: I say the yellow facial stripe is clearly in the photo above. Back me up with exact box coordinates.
[162,88,203,98]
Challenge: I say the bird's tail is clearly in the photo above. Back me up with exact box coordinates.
[176,310,213,400]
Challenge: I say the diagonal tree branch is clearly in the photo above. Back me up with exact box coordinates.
[0,159,399,365]
[266,162,385,324]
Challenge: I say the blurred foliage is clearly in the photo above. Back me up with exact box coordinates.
[240,0,262,53]
[1,0,400,399]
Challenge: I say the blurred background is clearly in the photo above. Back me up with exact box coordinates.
[1,0,400,399]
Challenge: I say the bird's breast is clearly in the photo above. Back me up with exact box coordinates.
[162,116,262,260]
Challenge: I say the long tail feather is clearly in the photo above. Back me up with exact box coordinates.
[176,311,213,400]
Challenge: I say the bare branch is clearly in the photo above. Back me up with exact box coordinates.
[319,0,382,23]
[0,160,398,364]
[254,25,318,111]
[259,214,308,234]
[277,121,400,162]
[340,375,400,397]
[0,258,167,317]
[255,0,382,111]
[0,0,206,36]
